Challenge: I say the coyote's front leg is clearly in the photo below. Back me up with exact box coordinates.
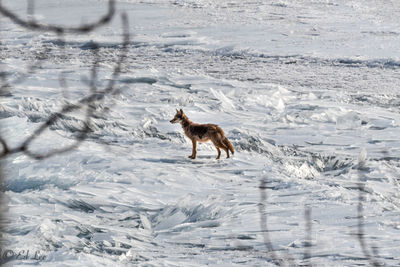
[189,139,197,159]
[216,147,221,159]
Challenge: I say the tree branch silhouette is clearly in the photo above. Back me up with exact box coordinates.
[259,178,281,266]
[259,176,298,266]
[356,149,381,267]
[259,148,387,266]
[0,2,126,264]
[0,0,115,34]
[304,205,312,266]
[0,12,130,160]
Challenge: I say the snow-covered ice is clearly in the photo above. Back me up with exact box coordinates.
[1,0,400,265]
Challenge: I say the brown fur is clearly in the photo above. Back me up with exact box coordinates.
[170,109,234,159]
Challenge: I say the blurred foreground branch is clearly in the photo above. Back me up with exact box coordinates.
[0,0,115,34]
[258,148,384,266]
[259,176,298,266]
[357,149,381,267]
[0,2,129,264]
[0,1,129,160]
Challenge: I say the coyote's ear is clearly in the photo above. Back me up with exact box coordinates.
[180,109,184,114]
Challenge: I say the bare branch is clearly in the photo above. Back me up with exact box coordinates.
[0,135,9,158]
[0,0,115,34]
[356,149,381,267]
[303,205,312,266]
[259,177,282,266]
[0,12,130,160]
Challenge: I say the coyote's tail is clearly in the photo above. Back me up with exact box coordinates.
[223,137,234,155]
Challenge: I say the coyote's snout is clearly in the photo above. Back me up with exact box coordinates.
[170,109,234,159]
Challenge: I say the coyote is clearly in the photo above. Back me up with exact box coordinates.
[170,109,234,159]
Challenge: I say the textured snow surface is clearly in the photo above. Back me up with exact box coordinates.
[1,0,400,266]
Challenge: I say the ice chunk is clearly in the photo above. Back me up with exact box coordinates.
[358,148,367,167]
[155,210,187,230]
[210,87,235,110]
[336,111,361,130]
[140,214,152,230]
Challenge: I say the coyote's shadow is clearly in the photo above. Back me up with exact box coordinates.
[141,155,226,165]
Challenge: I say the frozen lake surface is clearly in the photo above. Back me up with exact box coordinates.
[1,0,400,265]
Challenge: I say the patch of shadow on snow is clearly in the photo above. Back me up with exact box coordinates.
[140,155,221,166]
[227,129,354,179]
[120,77,157,85]
[229,129,276,156]
[67,199,96,213]
[2,176,76,192]
[44,39,146,50]
[133,125,186,143]
[277,146,354,179]
[349,93,400,110]
[149,203,223,233]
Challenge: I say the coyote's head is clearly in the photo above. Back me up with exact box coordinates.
[170,109,184,124]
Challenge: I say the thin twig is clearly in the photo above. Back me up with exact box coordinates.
[0,0,115,34]
[304,205,312,266]
[0,13,130,160]
[356,150,381,267]
[259,177,282,266]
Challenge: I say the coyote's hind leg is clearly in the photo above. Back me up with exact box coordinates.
[216,147,221,159]
[223,146,230,158]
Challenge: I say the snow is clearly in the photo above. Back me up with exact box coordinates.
[1,0,400,266]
